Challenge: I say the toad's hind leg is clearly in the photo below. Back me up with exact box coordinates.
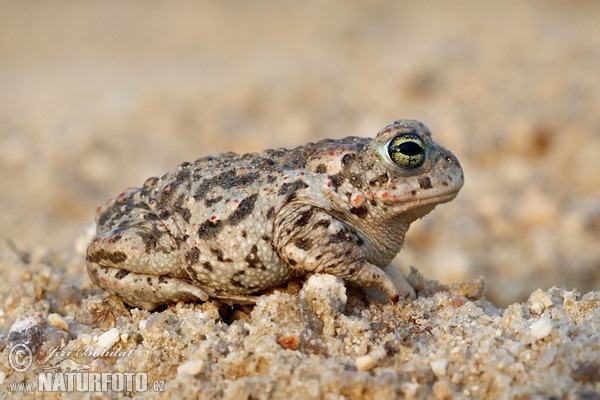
[88,265,211,310]
[86,223,212,310]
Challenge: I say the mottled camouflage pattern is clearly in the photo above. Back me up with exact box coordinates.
[87,120,463,310]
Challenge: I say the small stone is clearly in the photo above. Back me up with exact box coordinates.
[7,317,43,353]
[56,285,82,306]
[139,315,165,330]
[355,355,377,371]
[96,328,120,349]
[530,317,553,340]
[277,334,300,350]
[299,274,347,315]
[402,382,421,400]
[433,380,452,400]
[177,359,205,376]
[48,313,69,332]
[430,360,448,377]
[528,289,553,315]
[571,362,600,383]
[43,326,69,349]
[80,333,93,345]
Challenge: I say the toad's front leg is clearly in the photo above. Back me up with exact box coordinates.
[273,205,416,302]
[86,221,212,310]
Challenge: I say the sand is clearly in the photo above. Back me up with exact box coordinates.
[1,1,599,398]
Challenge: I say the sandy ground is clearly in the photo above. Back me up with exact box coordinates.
[1,1,599,398]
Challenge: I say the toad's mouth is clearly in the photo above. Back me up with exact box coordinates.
[416,188,461,205]
[374,186,462,208]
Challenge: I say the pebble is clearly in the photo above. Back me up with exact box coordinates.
[7,317,43,352]
[177,359,205,376]
[528,289,553,315]
[355,355,377,371]
[530,317,553,340]
[430,360,448,377]
[96,328,120,349]
[48,313,69,332]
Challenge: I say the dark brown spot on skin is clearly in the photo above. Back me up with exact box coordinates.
[204,196,223,208]
[241,230,247,238]
[180,208,191,222]
[418,176,433,189]
[266,207,275,220]
[316,164,327,174]
[138,224,170,253]
[329,174,344,190]
[143,212,159,221]
[230,275,244,287]
[315,219,331,229]
[278,180,309,197]
[202,261,213,271]
[262,235,271,242]
[369,173,389,187]
[114,269,130,280]
[214,170,243,190]
[87,249,128,264]
[228,193,259,225]
[333,228,354,243]
[294,238,313,251]
[441,181,449,186]
[211,248,233,263]
[341,153,357,167]
[186,265,200,282]
[146,277,152,285]
[296,209,314,227]
[198,219,223,239]
[257,158,276,169]
[158,276,167,284]
[350,206,369,219]
[223,172,261,189]
[288,259,297,266]
[410,190,417,196]
[348,174,364,189]
[185,247,200,266]
[174,234,189,249]
[245,245,265,270]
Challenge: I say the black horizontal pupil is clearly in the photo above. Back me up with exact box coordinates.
[399,141,422,156]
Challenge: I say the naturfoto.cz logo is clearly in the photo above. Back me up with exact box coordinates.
[6,343,165,394]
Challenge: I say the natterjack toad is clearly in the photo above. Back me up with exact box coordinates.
[87,120,463,310]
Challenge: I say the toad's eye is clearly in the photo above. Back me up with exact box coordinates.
[387,134,426,169]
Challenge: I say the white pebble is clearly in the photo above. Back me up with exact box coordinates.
[177,359,205,376]
[430,360,448,377]
[80,334,93,345]
[355,355,377,371]
[530,317,553,340]
[48,313,69,332]
[96,328,120,349]
[528,289,553,315]
[9,317,38,333]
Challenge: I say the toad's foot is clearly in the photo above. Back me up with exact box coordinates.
[87,264,212,310]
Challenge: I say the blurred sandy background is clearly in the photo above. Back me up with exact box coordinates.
[1,1,598,306]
